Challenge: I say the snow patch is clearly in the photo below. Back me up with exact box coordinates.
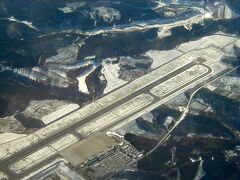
[157,28,172,39]
[82,7,121,24]
[5,16,38,31]
[189,156,201,163]
[58,2,86,13]
[204,12,213,19]
[102,61,127,94]
[177,31,238,53]
[141,112,154,123]
[193,157,206,180]
[0,171,8,180]
[146,49,183,69]
[77,65,97,94]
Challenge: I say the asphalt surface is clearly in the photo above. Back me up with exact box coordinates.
[0,60,213,179]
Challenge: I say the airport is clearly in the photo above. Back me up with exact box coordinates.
[0,34,238,179]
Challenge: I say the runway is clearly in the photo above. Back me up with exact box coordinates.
[0,59,214,179]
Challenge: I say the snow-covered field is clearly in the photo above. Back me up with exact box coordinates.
[146,49,183,69]
[101,61,127,94]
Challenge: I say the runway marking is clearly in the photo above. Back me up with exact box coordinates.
[33,56,194,140]
[150,65,209,97]
[9,146,56,174]
[77,94,154,135]
[110,64,213,131]
[0,61,197,169]
[0,61,213,179]
[9,134,78,174]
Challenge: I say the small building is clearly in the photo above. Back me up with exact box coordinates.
[60,132,118,166]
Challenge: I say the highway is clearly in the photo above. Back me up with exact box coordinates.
[147,66,239,155]
[102,66,238,180]
[0,59,214,179]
